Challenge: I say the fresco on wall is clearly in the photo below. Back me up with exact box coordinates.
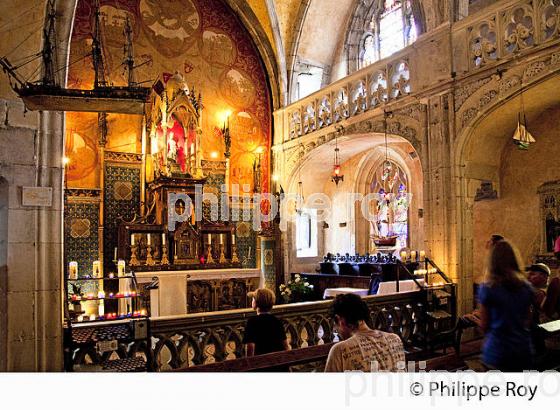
[65,0,271,192]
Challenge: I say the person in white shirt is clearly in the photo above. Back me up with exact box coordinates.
[325,293,405,372]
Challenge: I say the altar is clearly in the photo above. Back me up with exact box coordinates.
[137,268,262,316]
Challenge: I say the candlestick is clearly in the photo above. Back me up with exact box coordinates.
[92,261,101,278]
[161,243,170,265]
[219,243,227,264]
[410,250,417,262]
[129,245,140,266]
[69,261,78,280]
[206,244,215,264]
[146,245,155,266]
[117,260,126,277]
[231,244,239,263]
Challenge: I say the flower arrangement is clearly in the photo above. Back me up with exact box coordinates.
[280,274,314,303]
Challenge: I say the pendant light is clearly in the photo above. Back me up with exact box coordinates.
[332,126,344,186]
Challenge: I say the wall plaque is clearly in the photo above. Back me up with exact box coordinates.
[22,187,53,207]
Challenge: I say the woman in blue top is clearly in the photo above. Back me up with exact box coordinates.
[478,240,535,371]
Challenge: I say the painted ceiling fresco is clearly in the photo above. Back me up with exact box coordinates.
[65,0,271,192]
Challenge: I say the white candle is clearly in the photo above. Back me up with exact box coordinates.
[69,261,78,280]
[220,234,224,245]
[98,300,104,317]
[92,261,101,278]
[147,234,151,246]
[207,234,212,245]
[162,233,166,246]
[117,259,126,277]
[248,246,251,260]
[232,234,236,245]
[131,234,135,246]
[114,247,117,261]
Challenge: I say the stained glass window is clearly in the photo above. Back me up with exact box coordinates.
[359,0,417,68]
[369,160,410,249]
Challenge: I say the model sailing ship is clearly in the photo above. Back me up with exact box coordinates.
[0,0,150,114]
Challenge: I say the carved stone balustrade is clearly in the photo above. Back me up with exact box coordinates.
[149,291,431,371]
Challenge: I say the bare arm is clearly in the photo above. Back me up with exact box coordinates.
[282,339,290,351]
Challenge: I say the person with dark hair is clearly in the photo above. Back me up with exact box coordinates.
[243,288,289,357]
[325,293,405,372]
[478,240,536,371]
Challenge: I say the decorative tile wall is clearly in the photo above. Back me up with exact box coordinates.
[104,155,141,274]
[64,190,101,277]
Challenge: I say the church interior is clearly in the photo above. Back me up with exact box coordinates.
[1,0,560,373]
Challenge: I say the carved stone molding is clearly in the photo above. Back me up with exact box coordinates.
[456,46,560,133]
[104,150,143,164]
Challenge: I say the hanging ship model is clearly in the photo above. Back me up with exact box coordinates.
[0,0,150,115]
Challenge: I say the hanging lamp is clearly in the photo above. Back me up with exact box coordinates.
[332,126,344,186]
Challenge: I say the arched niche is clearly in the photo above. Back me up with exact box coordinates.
[282,132,423,274]
[454,73,560,304]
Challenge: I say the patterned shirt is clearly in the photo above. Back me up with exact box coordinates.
[324,329,405,372]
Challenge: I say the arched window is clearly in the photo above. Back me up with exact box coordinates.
[369,160,410,249]
[358,0,418,69]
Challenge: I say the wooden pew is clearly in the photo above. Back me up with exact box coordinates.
[173,339,483,372]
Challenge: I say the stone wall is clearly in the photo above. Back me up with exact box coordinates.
[473,105,560,282]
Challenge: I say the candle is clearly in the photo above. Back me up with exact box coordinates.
[147,234,151,246]
[162,233,166,246]
[207,234,212,245]
[92,260,101,278]
[97,291,105,299]
[117,259,126,277]
[109,273,115,279]
[131,234,135,246]
[248,246,252,260]
[232,234,236,245]
[419,250,426,262]
[69,261,78,279]
[220,234,224,245]
[399,251,407,261]
[114,247,117,261]
[410,251,417,261]
[98,301,104,317]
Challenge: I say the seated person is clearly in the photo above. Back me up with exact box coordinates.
[325,294,405,372]
[243,288,289,357]
[527,263,550,308]
[542,276,560,320]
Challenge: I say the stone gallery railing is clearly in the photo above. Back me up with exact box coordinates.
[149,291,427,371]
[278,0,560,146]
